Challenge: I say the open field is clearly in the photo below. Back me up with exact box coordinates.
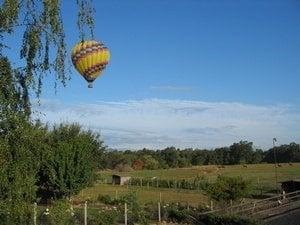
[74,163,300,206]
[100,163,300,189]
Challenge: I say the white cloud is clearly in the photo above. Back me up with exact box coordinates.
[33,99,300,150]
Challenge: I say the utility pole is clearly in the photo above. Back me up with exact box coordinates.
[273,138,279,193]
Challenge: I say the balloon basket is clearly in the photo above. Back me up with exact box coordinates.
[88,82,93,88]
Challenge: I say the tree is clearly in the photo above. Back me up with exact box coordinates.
[143,155,159,170]
[0,0,95,115]
[0,2,105,223]
[0,58,49,224]
[40,123,105,198]
[251,149,263,164]
[214,147,230,165]
[229,141,254,164]
[263,143,300,163]
[0,120,49,224]
[191,149,207,165]
[132,159,144,170]
[0,0,97,201]
[101,150,131,170]
[161,147,180,167]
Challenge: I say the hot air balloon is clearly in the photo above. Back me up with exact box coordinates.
[71,40,110,88]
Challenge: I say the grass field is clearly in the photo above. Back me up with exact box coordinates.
[74,163,300,206]
[75,184,209,206]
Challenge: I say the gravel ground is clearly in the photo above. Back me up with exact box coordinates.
[264,208,300,225]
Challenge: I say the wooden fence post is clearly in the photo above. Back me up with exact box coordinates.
[158,202,161,223]
[84,201,87,225]
[125,203,128,225]
[33,202,37,225]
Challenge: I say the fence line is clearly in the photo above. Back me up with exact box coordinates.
[200,190,300,217]
[11,190,298,225]
[32,199,171,225]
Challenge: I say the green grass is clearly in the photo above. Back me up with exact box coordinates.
[75,163,300,206]
[75,184,208,207]
[100,163,300,188]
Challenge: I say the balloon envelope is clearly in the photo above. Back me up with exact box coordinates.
[71,40,110,88]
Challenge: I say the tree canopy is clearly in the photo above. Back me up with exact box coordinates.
[0,0,95,115]
[0,1,101,223]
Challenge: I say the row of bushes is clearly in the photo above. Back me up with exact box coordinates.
[127,175,209,190]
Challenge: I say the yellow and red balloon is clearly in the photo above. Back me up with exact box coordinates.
[71,40,110,88]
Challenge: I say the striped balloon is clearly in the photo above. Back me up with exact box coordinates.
[71,40,110,88]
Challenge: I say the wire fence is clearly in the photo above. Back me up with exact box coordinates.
[4,188,294,224]
[7,199,204,225]
[200,190,300,218]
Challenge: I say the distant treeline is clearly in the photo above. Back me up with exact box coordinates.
[99,141,300,170]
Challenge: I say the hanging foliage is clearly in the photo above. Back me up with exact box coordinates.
[0,0,95,115]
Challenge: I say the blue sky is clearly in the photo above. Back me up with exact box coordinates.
[6,0,300,149]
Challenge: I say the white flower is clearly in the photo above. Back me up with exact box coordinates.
[44,208,50,215]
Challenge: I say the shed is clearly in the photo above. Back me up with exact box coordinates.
[112,175,131,185]
[280,179,300,193]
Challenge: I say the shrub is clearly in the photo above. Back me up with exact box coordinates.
[97,194,114,205]
[87,209,119,225]
[48,200,75,225]
[0,201,32,225]
[206,176,252,203]
[162,202,196,224]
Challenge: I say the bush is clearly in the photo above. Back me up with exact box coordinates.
[167,207,190,223]
[97,193,138,206]
[87,209,120,225]
[162,202,196,224]
[0,201,32,225]
[48,200,75,225]
[97,194,115,205]
[121,192,150,225]
[94,173,107,184]
[206,176,252,203]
